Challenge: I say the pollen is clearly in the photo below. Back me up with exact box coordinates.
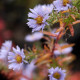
[16,55,22,63]
[63,0,70,6]
[53,72,61,79]
[35,16,43,25]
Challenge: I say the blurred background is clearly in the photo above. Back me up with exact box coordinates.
[0,0,80,76]
[0,0,53,48]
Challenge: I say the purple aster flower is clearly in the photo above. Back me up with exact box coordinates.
[27,5,53,32]
[53,0,72,12]
[48,67,66,80]
[0,41,12,63]
[25,32,43,42]
[8,46,27,71]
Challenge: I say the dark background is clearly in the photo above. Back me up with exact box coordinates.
[0,0,53,48]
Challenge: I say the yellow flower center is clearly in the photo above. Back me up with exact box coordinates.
[35,16,43,25]
[53,72,61,79]
[16,55,22,63]
[63,0,70,6]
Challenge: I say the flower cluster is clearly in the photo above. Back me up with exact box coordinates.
[27,0,72,32]
[0,0,80,80]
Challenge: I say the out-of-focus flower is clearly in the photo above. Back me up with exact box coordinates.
[22,60,36,79]
[27,5,50,32]
[53,0,72,12]
[48,67,66,80]
[51,28,60,39]
[41,4,54,14]
[0,41,12,62]
[8,46,27,71]
[54,43,73,55]
[20,77,27,80]
[25,32,43,42]
[1,40,12,51]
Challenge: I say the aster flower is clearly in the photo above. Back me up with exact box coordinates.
[54,43,73,55]
[53,0,72,12]
[25,32,43,42]
[0,41,12,62]
[27,5,52,32]
[8,46,27,71]
[48,67,66,80]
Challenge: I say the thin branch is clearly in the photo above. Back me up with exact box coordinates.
[72,20,80,25]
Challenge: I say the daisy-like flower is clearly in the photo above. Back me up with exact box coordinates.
[53,0,72,12]
[54,43,73,55]
[25,32,43,42]
[8,46,27,71]
[0,41,12,62]
[27,5,52,32]
[48,67,66,80]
